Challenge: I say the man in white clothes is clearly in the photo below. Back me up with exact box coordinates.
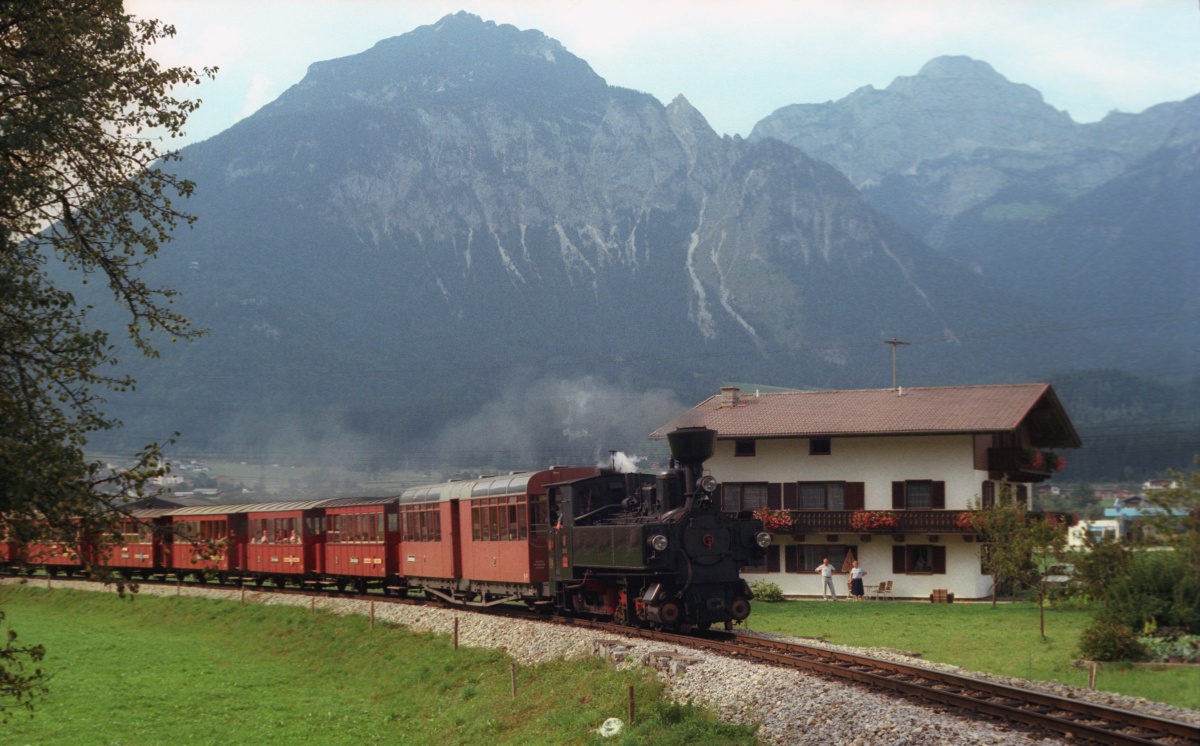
[814,557,837,600]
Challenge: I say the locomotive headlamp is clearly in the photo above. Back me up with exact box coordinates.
[756,532,772,548]
[650,534,669,552]
[698,475,718,494]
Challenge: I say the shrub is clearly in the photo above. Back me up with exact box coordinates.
[1103,551,1200,634]
[749,580,785,603]
[1078,621,1147,662]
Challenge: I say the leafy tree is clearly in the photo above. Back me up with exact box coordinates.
[1138,461,1200,576]
[1069,532,1132,613]
[1,0,213,713]
[967,485,1068,638]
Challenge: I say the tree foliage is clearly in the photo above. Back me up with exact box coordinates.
[1,0,213,711]
[967,486,1068,638]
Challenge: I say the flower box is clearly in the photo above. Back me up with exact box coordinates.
[848,510,900,531]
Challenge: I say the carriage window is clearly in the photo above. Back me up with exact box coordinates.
[400,505,441,542]
[470,496,527,542]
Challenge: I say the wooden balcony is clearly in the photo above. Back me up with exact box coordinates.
[787,510,973,536]
[781,509,1072,537]
[987,447,1052,483]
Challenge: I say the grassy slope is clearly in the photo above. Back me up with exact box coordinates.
[746,600,1200,711]
[0,587,754,745]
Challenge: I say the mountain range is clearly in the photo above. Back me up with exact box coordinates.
[89,12,1197,480]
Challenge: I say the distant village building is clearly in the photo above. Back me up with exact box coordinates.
[1067,519,1124,547]
[654,383,1081,601]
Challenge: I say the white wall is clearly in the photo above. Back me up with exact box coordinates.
[709,434,985,510]
[716,434,998,599]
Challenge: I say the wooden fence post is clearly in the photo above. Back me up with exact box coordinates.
[454,618,459,651]
[628,685,635,725]
[370,601,375,630]
[1088,662,1098,689]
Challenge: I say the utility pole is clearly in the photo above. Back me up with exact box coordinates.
[883,338,910,392]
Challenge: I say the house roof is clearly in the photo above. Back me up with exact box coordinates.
[652,383,1082,448]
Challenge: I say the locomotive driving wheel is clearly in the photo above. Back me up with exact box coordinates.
[612,605,628,626]
[659,601,681,629]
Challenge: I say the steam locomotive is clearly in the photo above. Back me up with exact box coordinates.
[3,427,771,630]
[549,426,771,629]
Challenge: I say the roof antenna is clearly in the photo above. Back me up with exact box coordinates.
[609,450,617,471]
[883,338,910,394]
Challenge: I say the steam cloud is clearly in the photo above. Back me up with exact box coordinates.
[429,375,688,474]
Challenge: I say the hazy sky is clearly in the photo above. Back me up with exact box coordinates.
[129,0,1199,147]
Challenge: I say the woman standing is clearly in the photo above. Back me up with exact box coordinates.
[849,560,867,601]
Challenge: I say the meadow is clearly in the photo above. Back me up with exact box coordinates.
[0,586,752,745]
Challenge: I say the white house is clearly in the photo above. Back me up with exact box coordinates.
[653,383,1081,601]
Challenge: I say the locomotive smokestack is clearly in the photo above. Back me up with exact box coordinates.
[666,427,716,506]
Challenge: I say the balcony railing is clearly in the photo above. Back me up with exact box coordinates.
[787,510,973,535]
[780,509,1071,537]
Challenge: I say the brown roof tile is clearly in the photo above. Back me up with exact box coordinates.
[653,383,1081,447]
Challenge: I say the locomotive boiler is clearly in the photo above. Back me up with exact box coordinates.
[547,426,771,629]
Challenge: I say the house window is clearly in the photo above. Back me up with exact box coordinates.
[734,439,756,457]
[809,438,831,456]
[892,480,945,510]
[784,482,863,510]
[982,481,995,509]
[791,482,845,510]
[785,544,852,573]
[722,483,768,513]
[893,545,946,574]
[742,545,774,573]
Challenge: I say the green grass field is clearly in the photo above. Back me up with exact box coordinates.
[0,587,754,745]
[745,599,1200,711]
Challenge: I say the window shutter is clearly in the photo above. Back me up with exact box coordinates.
[932,546,946,574]
[783,483,798,510]
[931,481,946,509]
[768,483,782,510]
[767,545,780,573]
[844,482,865,511]
[784,545,799,573]
[892,546,906,574]
[892,481,905,509]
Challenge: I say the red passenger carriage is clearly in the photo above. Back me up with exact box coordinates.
[19,522,95,576]
[245,501,328,586]
[99,509,172,578]
[322,497,398,592]
[166,507,245,582]
[404,467,596,604]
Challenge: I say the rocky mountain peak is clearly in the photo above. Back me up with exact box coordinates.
[265,12,606,114]
[914,55,1003,81]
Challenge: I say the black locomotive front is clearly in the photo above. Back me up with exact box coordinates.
[547,427,771,629]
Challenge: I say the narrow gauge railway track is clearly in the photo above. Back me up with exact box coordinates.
[20,575,1200,745]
